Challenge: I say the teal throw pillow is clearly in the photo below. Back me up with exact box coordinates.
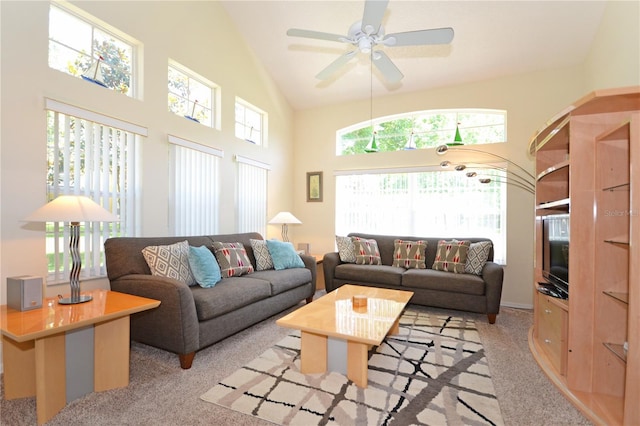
[188,245,222,288]
[265,240,305,270]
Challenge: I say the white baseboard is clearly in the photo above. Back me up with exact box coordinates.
[501,301,533,310]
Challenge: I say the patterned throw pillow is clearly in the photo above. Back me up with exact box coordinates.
[392,239,427,269]
[250,239,274,271]
[336,235,356,263]
[141,240,196,286]
[465,241,492,275]
[211,242,254,278]
[352,237,382,265]
[432,240,471,274]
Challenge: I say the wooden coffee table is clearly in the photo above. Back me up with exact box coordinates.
[0,289,160,425]
[276,284,413,388]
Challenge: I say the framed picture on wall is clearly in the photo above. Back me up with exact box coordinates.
[306,171,323,202]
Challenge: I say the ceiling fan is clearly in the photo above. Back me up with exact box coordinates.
[286,0,454,84]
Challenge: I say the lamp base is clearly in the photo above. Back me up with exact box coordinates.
[58,294,93,305]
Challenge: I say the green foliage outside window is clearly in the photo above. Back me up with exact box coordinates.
[337,110,506,155]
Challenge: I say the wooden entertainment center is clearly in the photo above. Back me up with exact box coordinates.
[529,87,639,425]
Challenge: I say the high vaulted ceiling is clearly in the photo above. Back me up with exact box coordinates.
[220,1,608,111]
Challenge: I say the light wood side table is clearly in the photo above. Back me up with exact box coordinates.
[1,289,160,425]
[313,255,325,290]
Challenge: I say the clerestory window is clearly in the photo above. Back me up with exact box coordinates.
[337,109,506,155]
[168,62,218,129]
[235,99,266,145]
[48,2,136,96]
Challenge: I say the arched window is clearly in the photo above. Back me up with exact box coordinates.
[336,109,506,155]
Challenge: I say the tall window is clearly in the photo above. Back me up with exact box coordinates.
[337,109,506,155]
[235,99,266,145]
[336,169,507,264]
[169,136,222,235]
[236,155,270,236]
[46,99,144,283]
[168,62,217,128]
[48,3,135,96]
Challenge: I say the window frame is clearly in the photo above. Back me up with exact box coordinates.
[235,98,267,146]
[48,2,137,97]
[168,61,219,129]
[336,109,507,155]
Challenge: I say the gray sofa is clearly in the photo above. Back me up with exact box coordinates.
[323,233,504,323]
[104,232,316,369]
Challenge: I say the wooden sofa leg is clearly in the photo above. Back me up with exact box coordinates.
[305,296,313,304]
[487,314,497,324]
[179,352,195,369]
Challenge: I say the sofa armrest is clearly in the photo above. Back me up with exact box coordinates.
[323,252,342,292]
[299,254,317,293]
[482,261,505,314]
[109,274,200,355]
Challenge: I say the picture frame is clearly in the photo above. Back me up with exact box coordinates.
[306,171,323,202]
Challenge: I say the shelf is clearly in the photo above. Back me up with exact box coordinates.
[537,160,570,181]
[533,115,570,153]
[536,198,570,211]
[603,342,627,363]
[603,291,629,304]
[602,182,630,192]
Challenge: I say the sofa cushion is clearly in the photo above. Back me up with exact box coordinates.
[432,240,471,274]
[402,268,485,296]
[188,245,222,288]
[251,268,312,296]
[465,241,492,275]
[250,239,274,271]
[190,277,271,321]
[336,235,357,263]
[392,239,427,269]
[352,237,382,265]
[212,242,254,277]
[266,240,305,270]
[141,240,196,286]
[335,264,403,286]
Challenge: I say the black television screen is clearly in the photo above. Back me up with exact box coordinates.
[542,214,570,297]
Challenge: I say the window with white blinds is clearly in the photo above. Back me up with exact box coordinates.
[46,99,144,284]
[335,168,507,264]
[236,155,270,236]
[168,135,223,236]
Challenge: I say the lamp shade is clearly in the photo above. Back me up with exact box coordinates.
[24,195,119,223]
[268,211,301,225]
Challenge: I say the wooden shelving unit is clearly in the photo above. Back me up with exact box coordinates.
[528,87,640,426]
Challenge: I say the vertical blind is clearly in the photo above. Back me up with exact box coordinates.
[335,169,507,264]
[46,99,143,282]
[168,135,223,236]
[236,155,270,236]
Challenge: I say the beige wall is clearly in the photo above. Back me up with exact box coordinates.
[1,0,638,310]
[0,0,294,301]
[290,0,640,308]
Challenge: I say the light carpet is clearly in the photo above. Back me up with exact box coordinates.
[201,310,504,425]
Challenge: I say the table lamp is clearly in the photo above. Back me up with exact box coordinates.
[268,211,301,242]
[24,195,119,304]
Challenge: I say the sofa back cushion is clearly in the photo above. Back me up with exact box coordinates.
[347,233,494,268]
[105,232,263,281]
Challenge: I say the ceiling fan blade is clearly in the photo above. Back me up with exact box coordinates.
[286,28,347,43]
[383,27,454,46]
[361,0,389,35]
[316,51,358,80]
[372,51,403,83]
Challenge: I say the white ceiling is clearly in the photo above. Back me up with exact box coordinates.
[220,1,608,111]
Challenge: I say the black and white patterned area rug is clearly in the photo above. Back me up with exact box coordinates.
[201,310,504,425]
